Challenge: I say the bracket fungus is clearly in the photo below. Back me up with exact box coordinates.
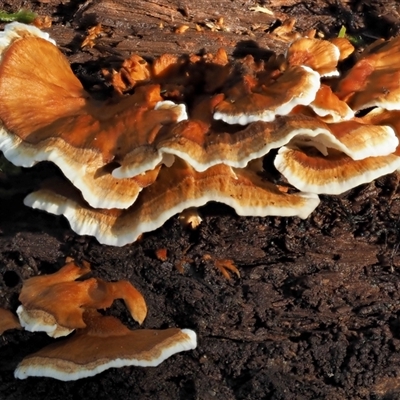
[15,310,197,381]
[0,23,187,208]
[285,37,341,77]
[335,36,400,111]
[24,159,320,246]
[17,259,147,337]
[3,19,400,383]
[274,146,400,195]
[1,22,400,246]
[163,99,398,172]
[11,260,196,381]
[362,108,400,156]
[306,84,354,123]
[292,117,399,160]
[213,65,320,125]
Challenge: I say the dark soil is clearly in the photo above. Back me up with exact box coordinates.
[2,1,400,399]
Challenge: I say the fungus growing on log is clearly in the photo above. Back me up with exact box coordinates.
[15,310,197,381]
[24,158,320,246]
[162,98,397,172]
[17,259,147,337]
[1,22,400,246]
[0,22,187,207]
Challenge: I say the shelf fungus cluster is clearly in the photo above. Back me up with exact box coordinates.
[2,258,197,381]
[1,23,400,246]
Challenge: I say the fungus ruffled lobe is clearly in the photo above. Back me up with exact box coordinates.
[285,37,341,77]
[17,259,147,337]
[0,22,55,61]
[213,65,320,125]
[274,146,400,195]
[335,37,400,111]
[0,308,21,334]
[307,84,354,122]
[361,108,400,155]
[15,310,197,381]
[329,37,355,61]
